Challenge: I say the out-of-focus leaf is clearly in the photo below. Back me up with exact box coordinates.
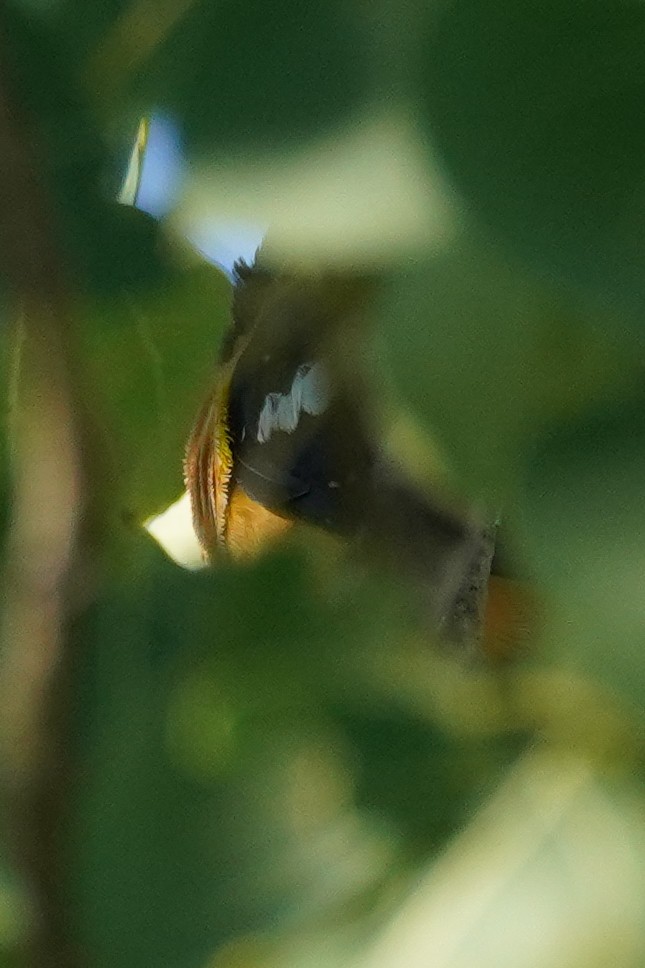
[0,308,18,545]
[68,547,525,968]
[126,0,367,154]
[81,261,231,522]
[420,0,645,325]
[5,7,105,191]
[5,10,164,295]
[377,231,643,500]
[175,108,458,270]
[331,707,524,859]
[0,863,28,968]
[76,202,170,294]
[7,0,129,65]
[209,750,645,968]
[355,750,645,968]
[67,549,383,968]
[16,0,645,302]
[520,395,645,713]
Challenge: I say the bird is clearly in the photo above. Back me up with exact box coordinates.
[184,256,533,655]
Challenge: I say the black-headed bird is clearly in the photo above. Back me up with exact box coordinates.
[185,257,531,653]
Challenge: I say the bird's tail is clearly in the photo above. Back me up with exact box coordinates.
[364,467,536,658]
[483,575,537,661]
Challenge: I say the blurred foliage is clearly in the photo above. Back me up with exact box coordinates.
[421,0,645,322]
[126,0,367,153]
[522,394,645,712]
[80,262,231,521]
[1,2,645,968]
[377,232,645,499]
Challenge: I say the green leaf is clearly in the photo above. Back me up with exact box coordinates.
[420,0,645,324]
[127,0,367,154]
[5,9,162,295]
[520,395,645,712]
[8,0,130,65]
[68,548,526,968]
[66,550,372,968]
[81,261,232,522]
[356,751,645,968]
[377,231,641,500]
[78,202,170,295]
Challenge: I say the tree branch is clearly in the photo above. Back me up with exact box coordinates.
[0,41,92,968]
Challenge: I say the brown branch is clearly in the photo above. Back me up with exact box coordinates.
[0,37,93,968]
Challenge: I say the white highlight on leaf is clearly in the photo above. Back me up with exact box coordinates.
[144,491,205,570]
[256,361,329,444]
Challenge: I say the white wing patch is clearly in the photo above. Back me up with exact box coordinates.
[257,361,329,444]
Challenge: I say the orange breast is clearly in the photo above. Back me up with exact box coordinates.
[483,575,538,661]
[225,485,294,559]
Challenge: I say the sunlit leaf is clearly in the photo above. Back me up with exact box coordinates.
[175,109,458,269]
[357,751,645,968]
[117,117,149,207]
